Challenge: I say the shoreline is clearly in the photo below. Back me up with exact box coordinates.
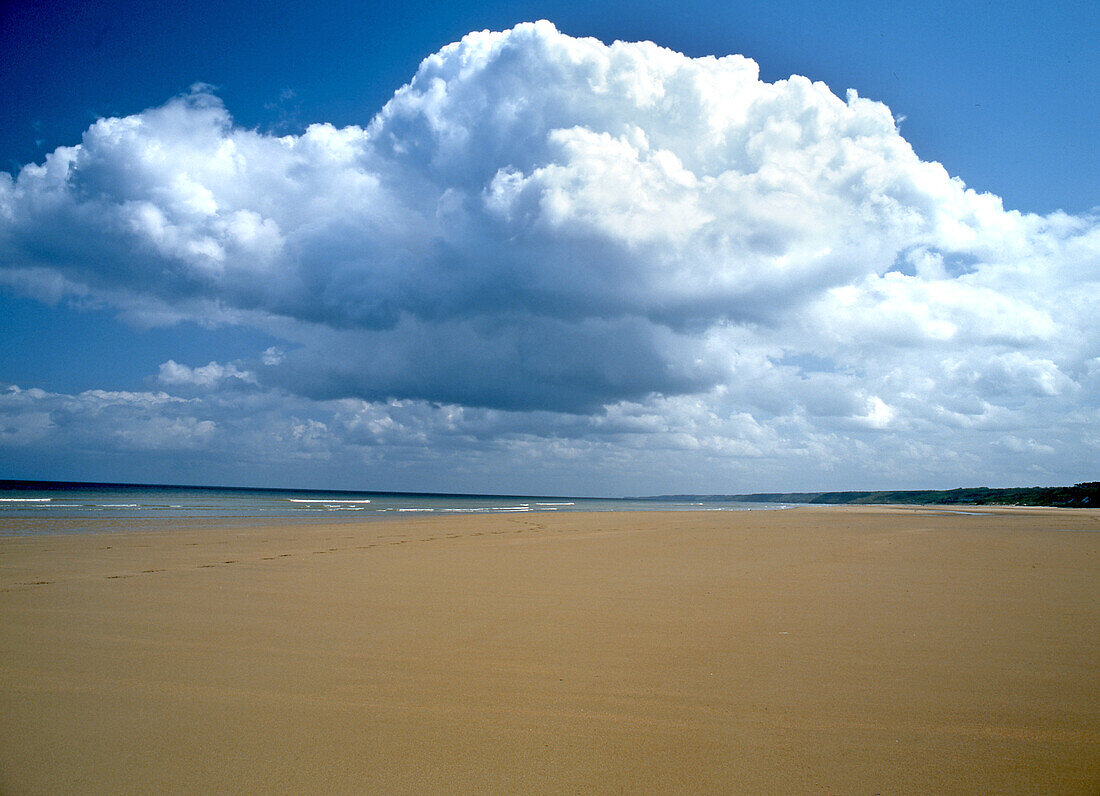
[2,501,1094,539]
[3,507,1098,793]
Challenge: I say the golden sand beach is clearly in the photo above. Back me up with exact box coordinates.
[1,507,1098,793]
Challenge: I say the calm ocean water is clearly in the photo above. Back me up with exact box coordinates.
[0,480,792,533]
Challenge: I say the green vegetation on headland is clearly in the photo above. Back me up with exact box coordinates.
[646,482,1099,508]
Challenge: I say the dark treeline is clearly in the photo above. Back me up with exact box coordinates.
[647,482,1099,508]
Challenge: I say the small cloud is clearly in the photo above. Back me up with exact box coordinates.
[997,436,1055,455]
[855,396,895,430]
[261,346,285,366]
[157,360,256,388]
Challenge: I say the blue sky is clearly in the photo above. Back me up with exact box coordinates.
[0,1,1096,494]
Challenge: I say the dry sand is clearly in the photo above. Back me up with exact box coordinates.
[1,506,1098,794]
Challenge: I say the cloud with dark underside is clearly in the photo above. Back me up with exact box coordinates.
[0,22,1097,488]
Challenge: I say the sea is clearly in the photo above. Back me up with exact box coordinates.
[0,480,792,534]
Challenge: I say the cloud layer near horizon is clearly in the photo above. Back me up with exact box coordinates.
[1,22,1097,491]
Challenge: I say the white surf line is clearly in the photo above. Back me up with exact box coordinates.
[286,498,371,504]
[0,498,52,502]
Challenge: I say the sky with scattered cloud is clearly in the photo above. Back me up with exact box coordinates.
[0,5,1096,494]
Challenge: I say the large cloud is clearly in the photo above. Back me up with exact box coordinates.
[0,21,1097,488]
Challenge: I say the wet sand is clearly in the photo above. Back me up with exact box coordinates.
[1,507,1098,794]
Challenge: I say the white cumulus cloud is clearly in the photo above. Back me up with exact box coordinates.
[0,22,1097,489]
[158,359,256,388]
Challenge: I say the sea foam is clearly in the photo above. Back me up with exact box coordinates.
[286,498,371,504]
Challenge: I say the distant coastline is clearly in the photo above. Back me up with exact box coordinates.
[640,482,1099,508]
